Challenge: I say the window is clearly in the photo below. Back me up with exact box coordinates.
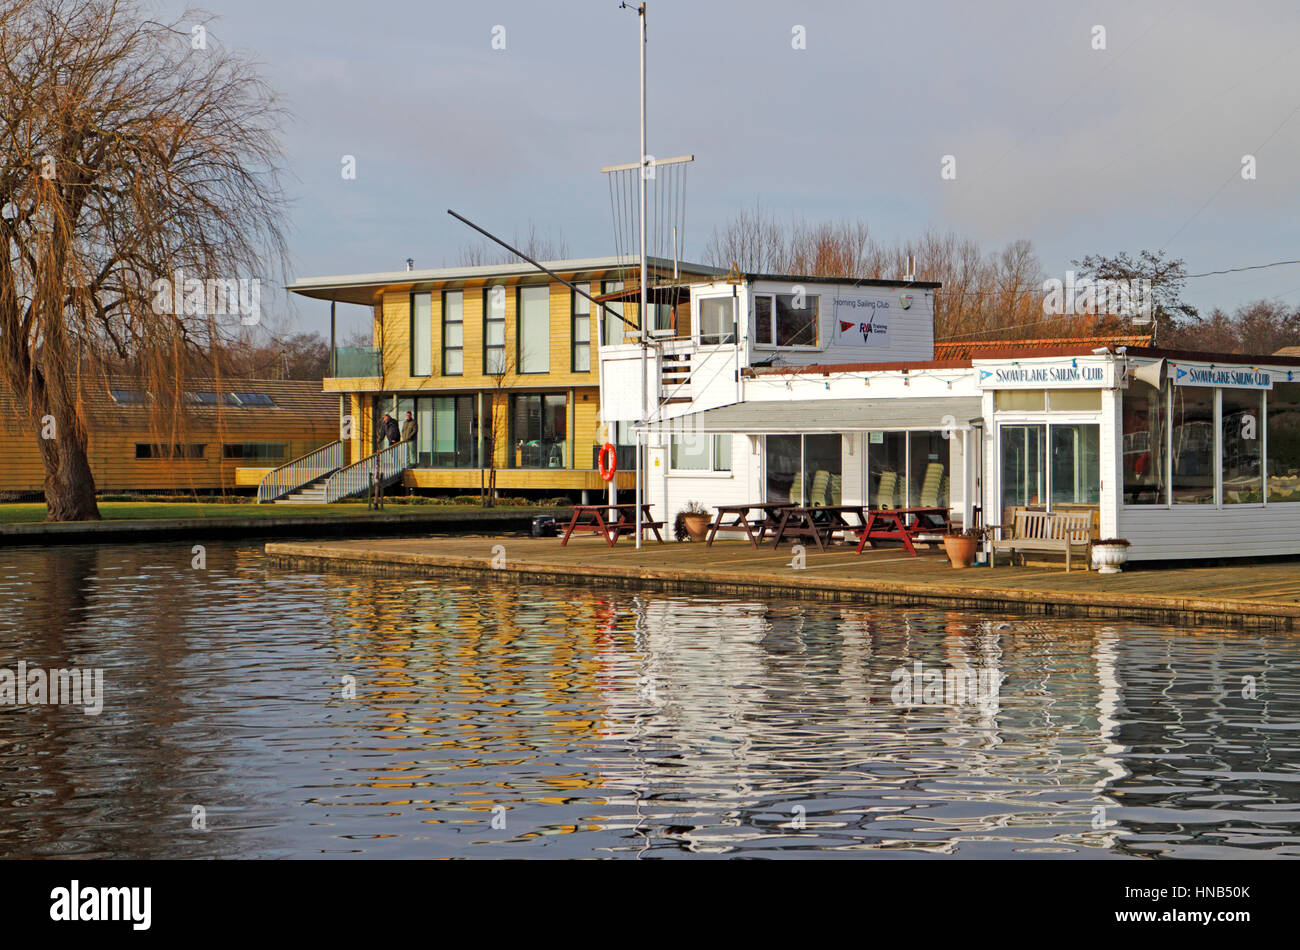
[752,293,818,347]
[442,291,464,376]
[110,389,148,405]
[484,286,506,375]
[508,393,567,468]
[1172,386,1215,504]
[1222,389,1263,504]
[908,431,950,508]
[1268,382,1300,502]
[410,292,432,376]
[188,391,238,406]
[765,434,839,504]
[410,394,478,468]
[572,283,591,372]
[1049,424,1100,506]
[670,433,732,472]
[869,432,906,508]
[517,285,550,374]
[995,390,1047,411]
[698,296,734,345]
[754,296,773,346]
[1122,379,1167,504]
[601,280,624,346]
[231,392,276,407]
[1001,424,1046,510]
[223,442,288,460]
[136,443,205,459]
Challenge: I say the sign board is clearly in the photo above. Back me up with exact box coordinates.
[976,360,1114,389]
[831,295,894,348]
[1171,362,1272,390]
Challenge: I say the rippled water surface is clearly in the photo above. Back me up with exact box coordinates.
[1,541,1298,858]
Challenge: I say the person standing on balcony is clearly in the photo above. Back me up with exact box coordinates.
[401,411,418,465]
[376,413,401,450]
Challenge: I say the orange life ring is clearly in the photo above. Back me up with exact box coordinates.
[598,442,617,482]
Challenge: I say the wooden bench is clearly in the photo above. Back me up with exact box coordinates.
[988,507,1095,572]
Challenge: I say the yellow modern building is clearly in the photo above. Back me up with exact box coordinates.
[289,256,719,499]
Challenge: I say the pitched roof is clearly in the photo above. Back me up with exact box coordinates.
[934,334,1153,360]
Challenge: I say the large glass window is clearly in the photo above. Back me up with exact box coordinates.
[1172,386,1215,504]
[1001,424,1046,510]
[670,433,732,472]
[601,280,624,346]
[509,393,567,468]
[765,435,802,503]
[484,286,506,375]
[908,431,949,508]
[868,432,906,508]
[803,434,841,505]
[572,283,591,372]
[1050,424,1100,506]
[698,296,735,345]
[754,296,773,345]
[409,394,478,468]
[410,292,432,377]
[1268,382,1300,502]
[441,291,463,376]
[1122,379,1167,504]
[1222,389,1263,504]
[517,285,550,374]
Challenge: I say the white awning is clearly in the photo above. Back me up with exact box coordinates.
[641,397,983,434]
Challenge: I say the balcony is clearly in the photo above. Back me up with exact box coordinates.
[331,346,381,378]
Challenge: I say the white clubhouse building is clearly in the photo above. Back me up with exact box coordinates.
[598,272,1300,562]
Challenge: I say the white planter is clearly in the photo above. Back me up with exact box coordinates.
[1091,544,1129,575]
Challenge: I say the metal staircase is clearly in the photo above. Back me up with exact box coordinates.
[257,441,343,503]
[258,440,412,504]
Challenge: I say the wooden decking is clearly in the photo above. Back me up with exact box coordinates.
[264,535,1300,630]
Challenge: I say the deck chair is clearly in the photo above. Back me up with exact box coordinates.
[809,470,831,506]
[829,474,842,506]
[876,470,898,508]
[919,463,946,508]
[789,471,802,504]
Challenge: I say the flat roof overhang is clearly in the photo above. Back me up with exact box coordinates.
[640,396,983,434]
[288,256,723,307]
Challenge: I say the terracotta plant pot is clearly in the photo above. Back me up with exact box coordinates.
[943,534,978,569]
[682,513,710,542]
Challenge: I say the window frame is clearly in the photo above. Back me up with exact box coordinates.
[483,285,506,376]
[751,292,820,349]
[696,294,736,346]
[669,433,733,475]
[441,290,464,376]
[571,282,591,373]
[409,291,432,378]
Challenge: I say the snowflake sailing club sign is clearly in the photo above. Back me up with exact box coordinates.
[832,295,897,347]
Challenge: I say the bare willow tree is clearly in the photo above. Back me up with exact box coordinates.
[0,0,287,519]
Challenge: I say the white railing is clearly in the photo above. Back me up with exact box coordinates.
[257,441,343,503]
[322,442,410,503]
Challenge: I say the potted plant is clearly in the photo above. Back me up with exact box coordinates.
[943,526,983,569]
[1091,538,1131,574]
[674,501,711,542]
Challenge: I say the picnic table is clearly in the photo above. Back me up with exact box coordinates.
[770,505,869,552]
[705,502,795,547]
[854,506,951,556]
[559,503,664,547]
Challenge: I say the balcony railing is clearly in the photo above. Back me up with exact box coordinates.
[332,346,381,378]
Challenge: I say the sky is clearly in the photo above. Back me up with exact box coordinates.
[161,0,1300,340]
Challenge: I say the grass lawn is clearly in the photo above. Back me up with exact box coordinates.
[0,502,550,525]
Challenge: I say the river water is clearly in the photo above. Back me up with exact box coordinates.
[1,540,1297,859]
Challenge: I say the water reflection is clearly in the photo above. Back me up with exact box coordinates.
[0,541,1298,858]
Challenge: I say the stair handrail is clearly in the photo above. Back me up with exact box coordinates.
[257,440,344,503]
[322,442,410,503]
